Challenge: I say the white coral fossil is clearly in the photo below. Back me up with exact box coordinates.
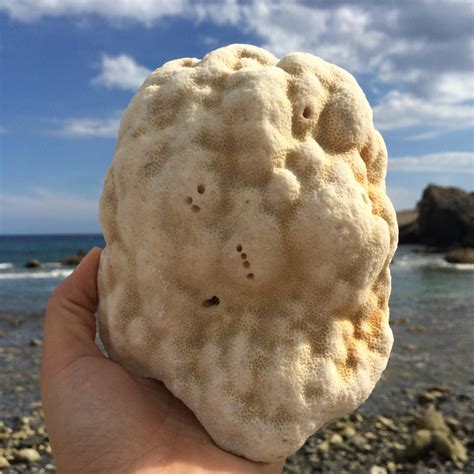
[98,43,398,462]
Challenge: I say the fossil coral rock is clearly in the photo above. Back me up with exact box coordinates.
[98,43,398,462]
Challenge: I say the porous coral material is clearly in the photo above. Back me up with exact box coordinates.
[98,43,398,462]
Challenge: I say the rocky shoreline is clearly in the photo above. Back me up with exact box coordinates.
[397,184,474,266]
[0,390,471,473]
[1,310,473,473]
[284,390,472,473]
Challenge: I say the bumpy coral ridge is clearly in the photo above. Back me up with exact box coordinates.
[98,43,398,462]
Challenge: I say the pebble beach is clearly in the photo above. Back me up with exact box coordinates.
[0,238,473,472]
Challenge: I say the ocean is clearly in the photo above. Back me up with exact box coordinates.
[0,234,105,312]
[1,234,473,314]
[0,234,473,416]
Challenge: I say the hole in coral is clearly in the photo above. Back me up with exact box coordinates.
[185,197,193,204]
[247,273,254,279]
[241,253,247,259]
[236,244,242,252]
[191,205,201,213]
[197,184,205,194]
[243,261,250,268]
[203,296,220,307]
[302,106,312,119]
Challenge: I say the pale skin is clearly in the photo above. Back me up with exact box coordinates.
[41,247,285,474]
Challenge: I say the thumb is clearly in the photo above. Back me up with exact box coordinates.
[41,247,104,380]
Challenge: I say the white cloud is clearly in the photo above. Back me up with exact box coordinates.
[200,35,219,47]
[404,131,444,142]
[0,0,190,24]
[239,3,386,72]
[193,0,242,26]
[389,152,474,174]
[1,0,473,138]
[374,91,474,131]
[92,54,151,91]
[426,72,474,105]
[52,114,120,138]
[0,188,98,220]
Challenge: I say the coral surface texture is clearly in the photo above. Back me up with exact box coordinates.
[98,43,398,462]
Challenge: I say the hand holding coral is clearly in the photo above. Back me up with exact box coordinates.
[40,248,283,474]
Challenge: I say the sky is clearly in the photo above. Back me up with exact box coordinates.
[0,0,473,234]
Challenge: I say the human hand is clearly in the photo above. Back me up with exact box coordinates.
[41,248,284,473]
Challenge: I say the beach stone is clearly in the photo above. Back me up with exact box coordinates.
[342,425,356,437]
[386,460,396,471]
[0,455,10,468]
[317,440,330,453]
[20,435,45,448]
[349,412,364,423]
[445,416,461,431]
[329,433,343,445]
[29,339,42,347]
[1,425,13,435]
[445,248,474,264]
[45,464,56,471]
[303,443,316,454]
[332,420,349,431]
[25,259,41,268]
[406,429,432,459]
[20,417,31,426]
[417,392,437,405]
[352,434,372,452]
[364,431,377,441]
[369,466,387,474]
[402,406,468,464]
[423,406,449,432]
[15,448,41,462]
[432,430,468,463]
[427,385,450,393]
[377,416,397,431]
[391,442,406,451]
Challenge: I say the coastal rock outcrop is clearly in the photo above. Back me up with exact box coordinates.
[445,248,474,264]
[417,185,474,247]
[397,185,474,248]
[396,210,419,244]
[59,249,86,266]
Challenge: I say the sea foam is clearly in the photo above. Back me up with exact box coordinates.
[0,269,73,280]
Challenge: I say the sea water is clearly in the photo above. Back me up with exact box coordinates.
[1,234,473,313]
[0,234,105,312]
[0,234,473,413]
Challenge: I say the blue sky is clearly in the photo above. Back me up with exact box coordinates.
[0,0,473,234]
